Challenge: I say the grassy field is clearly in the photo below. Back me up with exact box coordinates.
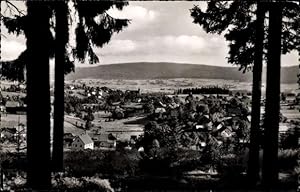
[63,112,144,141]
[67,78,299,94]
[0,114,26,128]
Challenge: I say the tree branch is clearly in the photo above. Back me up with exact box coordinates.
[4,0,26,16]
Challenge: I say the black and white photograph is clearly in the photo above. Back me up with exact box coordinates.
[0,0,299,191]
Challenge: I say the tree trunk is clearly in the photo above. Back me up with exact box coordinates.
[25,2,51,189]
[262,1,282,189]
[52,1,68,172]
[247,1,265,186]
[0,0,2,63]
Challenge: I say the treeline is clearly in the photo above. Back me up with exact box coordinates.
[1,84,26,93]
[177,86,230,94]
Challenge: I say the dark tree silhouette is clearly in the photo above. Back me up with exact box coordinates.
[52,1,69,172]
[247,1,265,185]
[1,0,129,174]
[51,0,129,172]
[262,2,282,188]
[25,1,52,189]
[191,1,266,185]
[190,1,300,186]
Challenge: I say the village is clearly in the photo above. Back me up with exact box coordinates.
[0,81,299,154]
[0,80,298,191]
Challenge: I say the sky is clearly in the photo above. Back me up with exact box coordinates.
[1,1,298,68]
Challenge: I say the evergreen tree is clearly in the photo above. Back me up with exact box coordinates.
[190,1,300,186]
[262,2,282,188]
[52,1,68,172]
[247,1,265,185]
[25,1,52,189]
[1,0,130,187]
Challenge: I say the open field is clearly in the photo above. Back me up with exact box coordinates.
[67,78,299,94]
[63,112,144,141]
[0,114,26,128]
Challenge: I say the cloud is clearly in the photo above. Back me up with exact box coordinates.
[1,39,26,60]
[101,40,137,55]
[281,51,298,66]
[160,35,206,52]
[107,5,158,31]
[91,34,229,66]
[108,5,157,21]
[98,35,225,57]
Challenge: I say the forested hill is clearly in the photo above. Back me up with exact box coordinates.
[66,62,299,84]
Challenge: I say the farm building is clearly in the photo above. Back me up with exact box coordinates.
[0,128,16,139]
[5,101,26,114]
[106,124,144,142]
[64,133,75,148]
[71,133,94,150]
[96,133,117,148]
[0,128,17,140]
[121,103,144,117]
[0,105,6,112]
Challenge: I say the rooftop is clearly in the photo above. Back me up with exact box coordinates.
[78,134,93,145]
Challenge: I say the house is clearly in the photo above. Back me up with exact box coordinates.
[121,103,144,117]
[5,101,26,114]
[220,127,233,138]
[279,123,290,133]
[195,125,204,130]
[0,105,6,113]
[64,133,75,148]
[5,101,19,113]
[71,134,94,150]
[155,107,166,114]
[0,128,17,140]
[97,133,117,148]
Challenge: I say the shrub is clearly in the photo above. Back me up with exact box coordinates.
[64,150,140,178]
[216,154,246,177]
[52,176,114,192]
[278,149,299,171]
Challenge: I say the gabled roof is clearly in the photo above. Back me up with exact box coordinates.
[98,133,117,142]
[121,103,143,109]
[78,134,93,145]
[5,101,19,108]
[1,127,17,134]
[155,107,166,113]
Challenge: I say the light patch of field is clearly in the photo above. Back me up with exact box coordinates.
[68,78,298,94]
[92,113,144,132]
[90,111,144,141]
[1,91,26,98]
[0,114,26,128]
[281,109,300,119]
[64,115,86,135]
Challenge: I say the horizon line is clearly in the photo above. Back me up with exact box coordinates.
[74,61,298,68]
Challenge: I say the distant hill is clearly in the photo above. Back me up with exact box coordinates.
[66,62,299,84]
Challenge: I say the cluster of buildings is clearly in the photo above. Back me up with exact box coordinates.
[0,101,26,115]
[64,123,144,151]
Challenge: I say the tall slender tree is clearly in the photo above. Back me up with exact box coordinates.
[262,2,283,188]
[52,1,68,172]
[247,1,265,185]
[191,1,266,185]
[25,1,52,189]
[190,1,299,186]
[51,0,129,172]
[1,0,129,172]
